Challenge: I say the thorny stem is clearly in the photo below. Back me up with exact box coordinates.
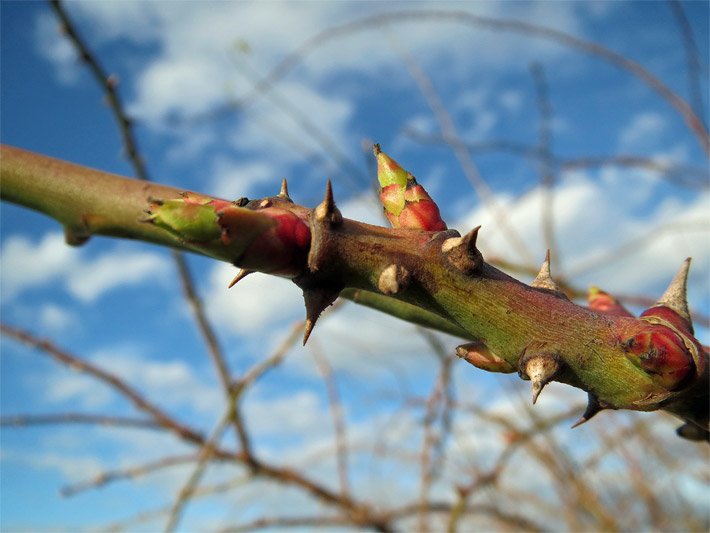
[1,144,707,436]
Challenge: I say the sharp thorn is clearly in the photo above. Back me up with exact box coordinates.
[279,178,291,199]
[228,269,253,288]
[303,318,315,346]
[571,393,605,428]
[675,421,710,442]
[301,286,341,345]
[657,257,692,327]
[531,250,567,298]
[521,354,559,405]
[531,381,545,405]
[314,179,342,226]
[463,225,481,254]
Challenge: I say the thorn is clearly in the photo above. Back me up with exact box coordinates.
[657,258,692,327]
[463,225,480,254]
[531,250,568,298]
[302,286,341,345]
[675,421,710,442]
[228,269,253,288]
[63,226,90,247]
[520,354,559,404]
[279,178,291,200]
[314,180,343,226]
[442,226,483,274]
[571,393,605,428]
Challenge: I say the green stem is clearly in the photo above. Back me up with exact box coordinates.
[2,144,707,432]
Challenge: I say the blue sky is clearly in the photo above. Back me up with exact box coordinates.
[1,1,709,531]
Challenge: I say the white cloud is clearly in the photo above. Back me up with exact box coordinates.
[65,250,170,303]
[0,232,171,304]
[455,171,710,306]
[129,58,228,123]
[34,11,80,85]
[0,232,77,302]
[618,111,666,150]
[92,348,222,415]
[48,1,588,145]
[206,262,303,335]
[499,89,524,113]
[2,449,104,483]
[208,157,277,200]
[244,388,325,437]
[44,372,114,409]
[38,304,77,332]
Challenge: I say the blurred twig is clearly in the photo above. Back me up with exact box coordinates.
[416,329,455,533]
[531,63,560,268]
[404,127,710,189]
[225,53,368,192]
[387,33,536,264]
[565,219,710,279]
[165,407,233,532]
[311,341,351,498]
[61,453,207,497]
[1,323,207,447]
[192,10,709,154]
[0,413,159,431]
[50,0,258,492]
[668,0,708,130]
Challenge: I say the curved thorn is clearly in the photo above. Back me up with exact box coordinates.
[228,269,253,289]
[657,257,692,326]
[463,225,481,254]
[571,393,604,428]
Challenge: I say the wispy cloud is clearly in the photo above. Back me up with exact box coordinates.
[0,232,172,304]
[34,11,81,85]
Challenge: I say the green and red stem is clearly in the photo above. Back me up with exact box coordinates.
[1,144,706,439]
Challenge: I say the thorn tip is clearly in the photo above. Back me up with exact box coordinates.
[657,257,691,326]
[520,354,559,405]
[279,178,290,199]
[299,285,342,346]
[531,250,567,298]
[571,393,605,428]
[228,269,253,288]
[314,180,342,226]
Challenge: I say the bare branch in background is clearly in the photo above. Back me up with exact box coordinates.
[668,0,708,130]
[190,10,708,153]
[0,413,160,431]
[530,63,560,269]
[386,33,536,264]
[310,342,351,497]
